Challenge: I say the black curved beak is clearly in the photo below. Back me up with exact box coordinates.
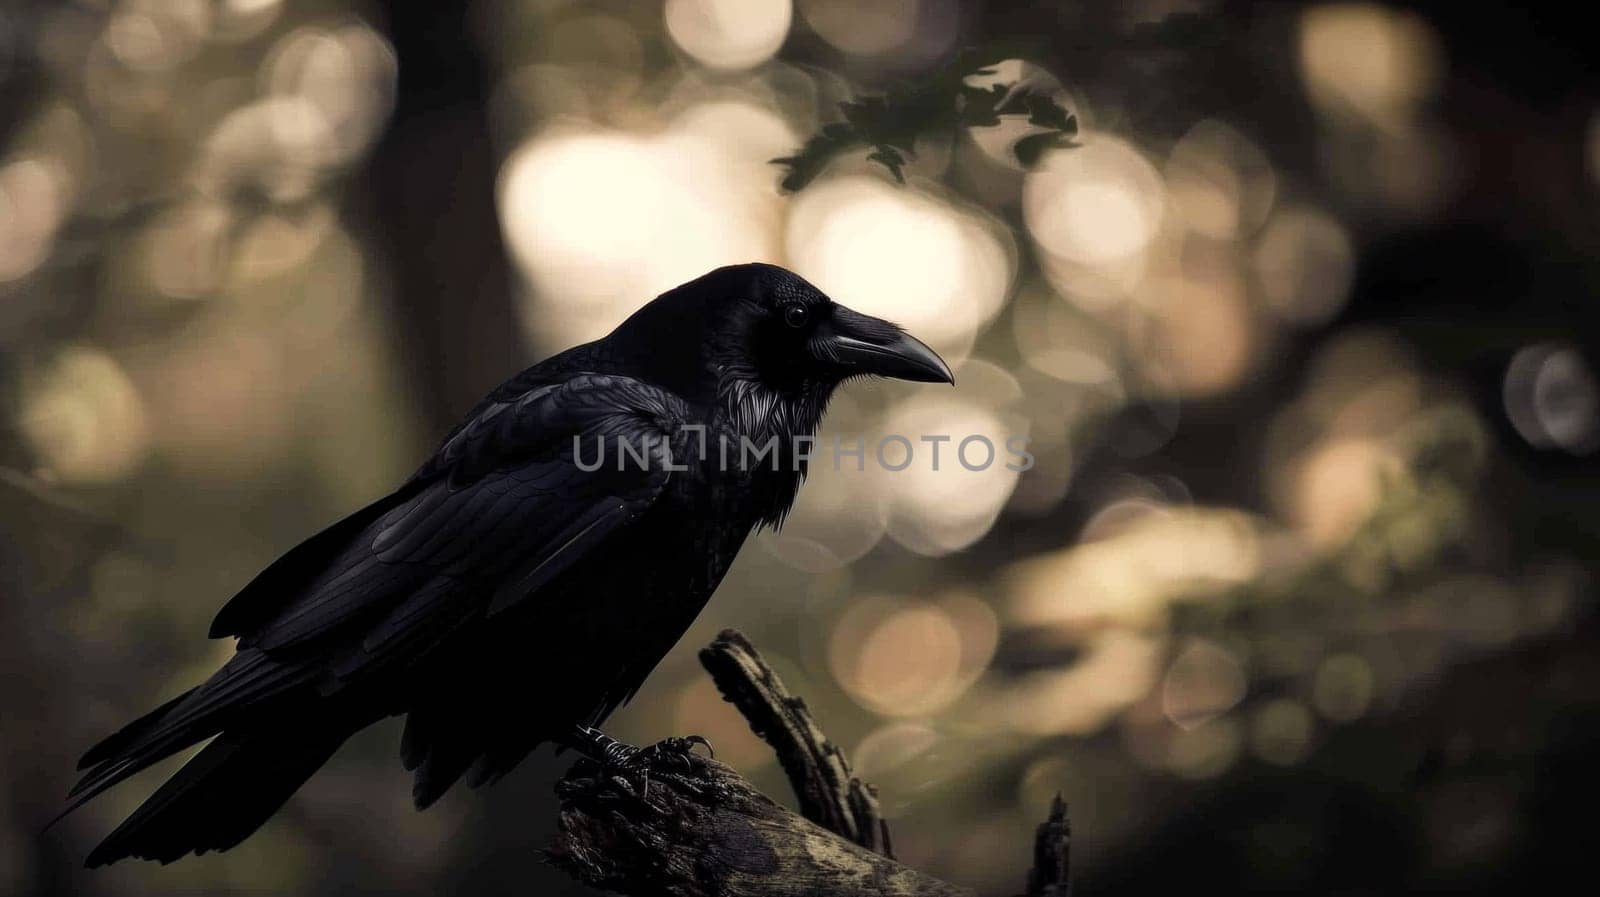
[810,304,954,384]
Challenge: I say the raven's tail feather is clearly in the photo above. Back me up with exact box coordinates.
[61,649,319,822]
[84,727,344,867]
[77,688,197,771]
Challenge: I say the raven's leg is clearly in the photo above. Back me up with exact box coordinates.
[563,727,712,801]
[566,726,640,766]
[564,727,714,770]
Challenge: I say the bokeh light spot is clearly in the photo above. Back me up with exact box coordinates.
[1165,120,1276,240]
[1164,717,1243,779]
[1024,134,1165,268]
[799,0,920,56]
[879,391,1024,555]
[1251,699,1315,765]
[1007,508,1262,630]
[1162,639,1247,730]
[1312,653,1375,722]
[664,0,792,71]
[1299,3,1442,123]
[1288,438,1395,548]
[1253,206,1355,327]
[499,104,793,348]
[19,346,151,484]
[1000,630,1162,736]
[1503,343,1600,455]
[788,176,1013,363]
[830,594,997,717]
[0,157,70,283]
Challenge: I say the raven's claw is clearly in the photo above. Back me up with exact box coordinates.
[613,736,715,800]
[681,734,715,760]
[638,735,713,770]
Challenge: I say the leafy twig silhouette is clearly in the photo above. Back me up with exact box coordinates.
[773,50,1079,192]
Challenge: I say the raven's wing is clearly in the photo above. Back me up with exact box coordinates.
[71,374,684,804]
[206,345,619,640]
[233,373,685,658]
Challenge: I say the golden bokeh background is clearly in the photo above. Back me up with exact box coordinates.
[2,1,1597,895]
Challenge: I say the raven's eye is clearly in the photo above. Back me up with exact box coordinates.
[783,303,811,329]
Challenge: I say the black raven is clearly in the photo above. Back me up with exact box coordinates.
[63,263,952,865]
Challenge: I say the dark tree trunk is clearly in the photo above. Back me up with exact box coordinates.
[363,1,526,437]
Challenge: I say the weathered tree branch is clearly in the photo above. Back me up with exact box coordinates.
[548,630,1070,896]
[547,751,970,897]
[1025,794,1072,897]
[698,629,892,858]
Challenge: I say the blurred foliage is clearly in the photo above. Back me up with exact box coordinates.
[773,49,1078,191]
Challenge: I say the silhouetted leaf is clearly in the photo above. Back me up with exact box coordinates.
[867,148,907,183]
[1014,131,1075,167]
[772,50,1079,192]
[1023,93,1076,132]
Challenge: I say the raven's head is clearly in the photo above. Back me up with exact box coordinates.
[612,263,953,436]
[608,263,952,528]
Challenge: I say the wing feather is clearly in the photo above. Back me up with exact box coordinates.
[235,374,683,668]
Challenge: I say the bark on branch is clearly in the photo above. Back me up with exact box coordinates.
[546,752,969,896]
[548,629,1071,896]
[697,629,892,857]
